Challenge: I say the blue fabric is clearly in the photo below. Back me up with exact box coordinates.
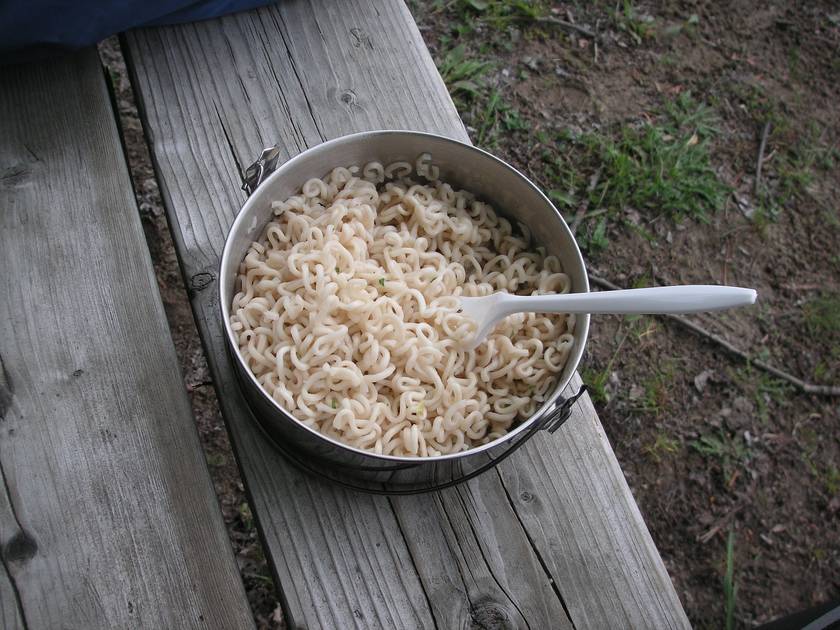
[0,0,274,60]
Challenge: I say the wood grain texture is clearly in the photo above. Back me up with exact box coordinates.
[0,467,25,630]
[0,50,254,629]
[124,1,690,628]
[496,373,690,628]
[391,478,572,629]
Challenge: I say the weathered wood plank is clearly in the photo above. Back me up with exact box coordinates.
[124,1,690,628]
[392,477,573,629]
[225,413,435,629]
[497,373,690,628]
[0,50,254,629]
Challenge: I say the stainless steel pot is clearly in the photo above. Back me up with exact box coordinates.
[220,131,590,493]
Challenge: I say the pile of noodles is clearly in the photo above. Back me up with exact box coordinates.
[230,154,575,457]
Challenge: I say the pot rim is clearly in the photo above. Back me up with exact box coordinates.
[219,129,590,463]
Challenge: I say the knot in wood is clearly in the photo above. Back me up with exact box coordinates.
[339,89,357,106]
[519,491,534,503]
[0,163,33,189]
[189,271,215,292]
[349,27,373,50]
[469,601,514,630]
[4,530,38,564]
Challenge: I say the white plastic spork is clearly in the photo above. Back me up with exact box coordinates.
[458,285,757,350]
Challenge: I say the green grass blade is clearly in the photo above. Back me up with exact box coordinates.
[724,530,737,630]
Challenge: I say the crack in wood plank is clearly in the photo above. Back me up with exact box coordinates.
[439,494,524,629]
[0,458,28,630]
[453,488,534,630]
[269,9,326,143]
[214,102,245,180]
[386,497,441,630]
[495,467,577,630]
[0,355,12,421]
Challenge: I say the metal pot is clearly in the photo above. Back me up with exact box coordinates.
[220,131,590,494]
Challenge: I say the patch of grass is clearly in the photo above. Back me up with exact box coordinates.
[803,294,840,335]
[724,530,737,630]
[583,315,656,404]
[640,374,668,414]
[435,41,527,148]
[803,456,840,499]
[547,188,576,209]
[801,424,840,499]
[660,53,677,67]
[582,366,610,405]
[751,116,838,223]
[456,0,548,25]
[544,151,586,210]
[582,317,637,404]
[826,467,840,496]
[661,13,700,41]
[439,43,728,256]
[581,216,609,253]
[813,360,830,383]
[637,360,677,416]
[476,89,529,147]
[580,92,729,223]
[729,83,794,225]
[540,92,728,253]
[612,0,656,45]
[627,314,658,341]
[644,432,681,462]
[238,502,254,530]
[730,82,787,130]
[749,202,779,236]
[631,274,652,289]
[663,92,720,137]
[813,343,840,383]
[501,106,528,132]
[205,452,226,467]
[690,428,751,481]
[729,365,791,423]
[433,0,548,42]
[437,44,493,110]
[534,129,551,145]
[776,146,818,205]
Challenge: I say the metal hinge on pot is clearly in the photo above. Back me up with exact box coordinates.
[542,385,587,433]
[242,145,281,196]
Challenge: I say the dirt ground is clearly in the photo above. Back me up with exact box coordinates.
[100,1,839,627]
[410,1,840,627]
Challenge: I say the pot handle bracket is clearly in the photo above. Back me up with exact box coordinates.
[541,384,587,433]
[242,145,281,196]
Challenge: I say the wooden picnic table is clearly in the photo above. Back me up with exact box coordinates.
[1,1,691,628]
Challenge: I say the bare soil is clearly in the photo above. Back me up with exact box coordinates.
[100,1,840,627]
[412,1,840,627]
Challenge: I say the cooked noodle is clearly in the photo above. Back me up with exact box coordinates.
[231,153,575,457]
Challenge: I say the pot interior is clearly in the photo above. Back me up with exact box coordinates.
[220,130,590,461]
